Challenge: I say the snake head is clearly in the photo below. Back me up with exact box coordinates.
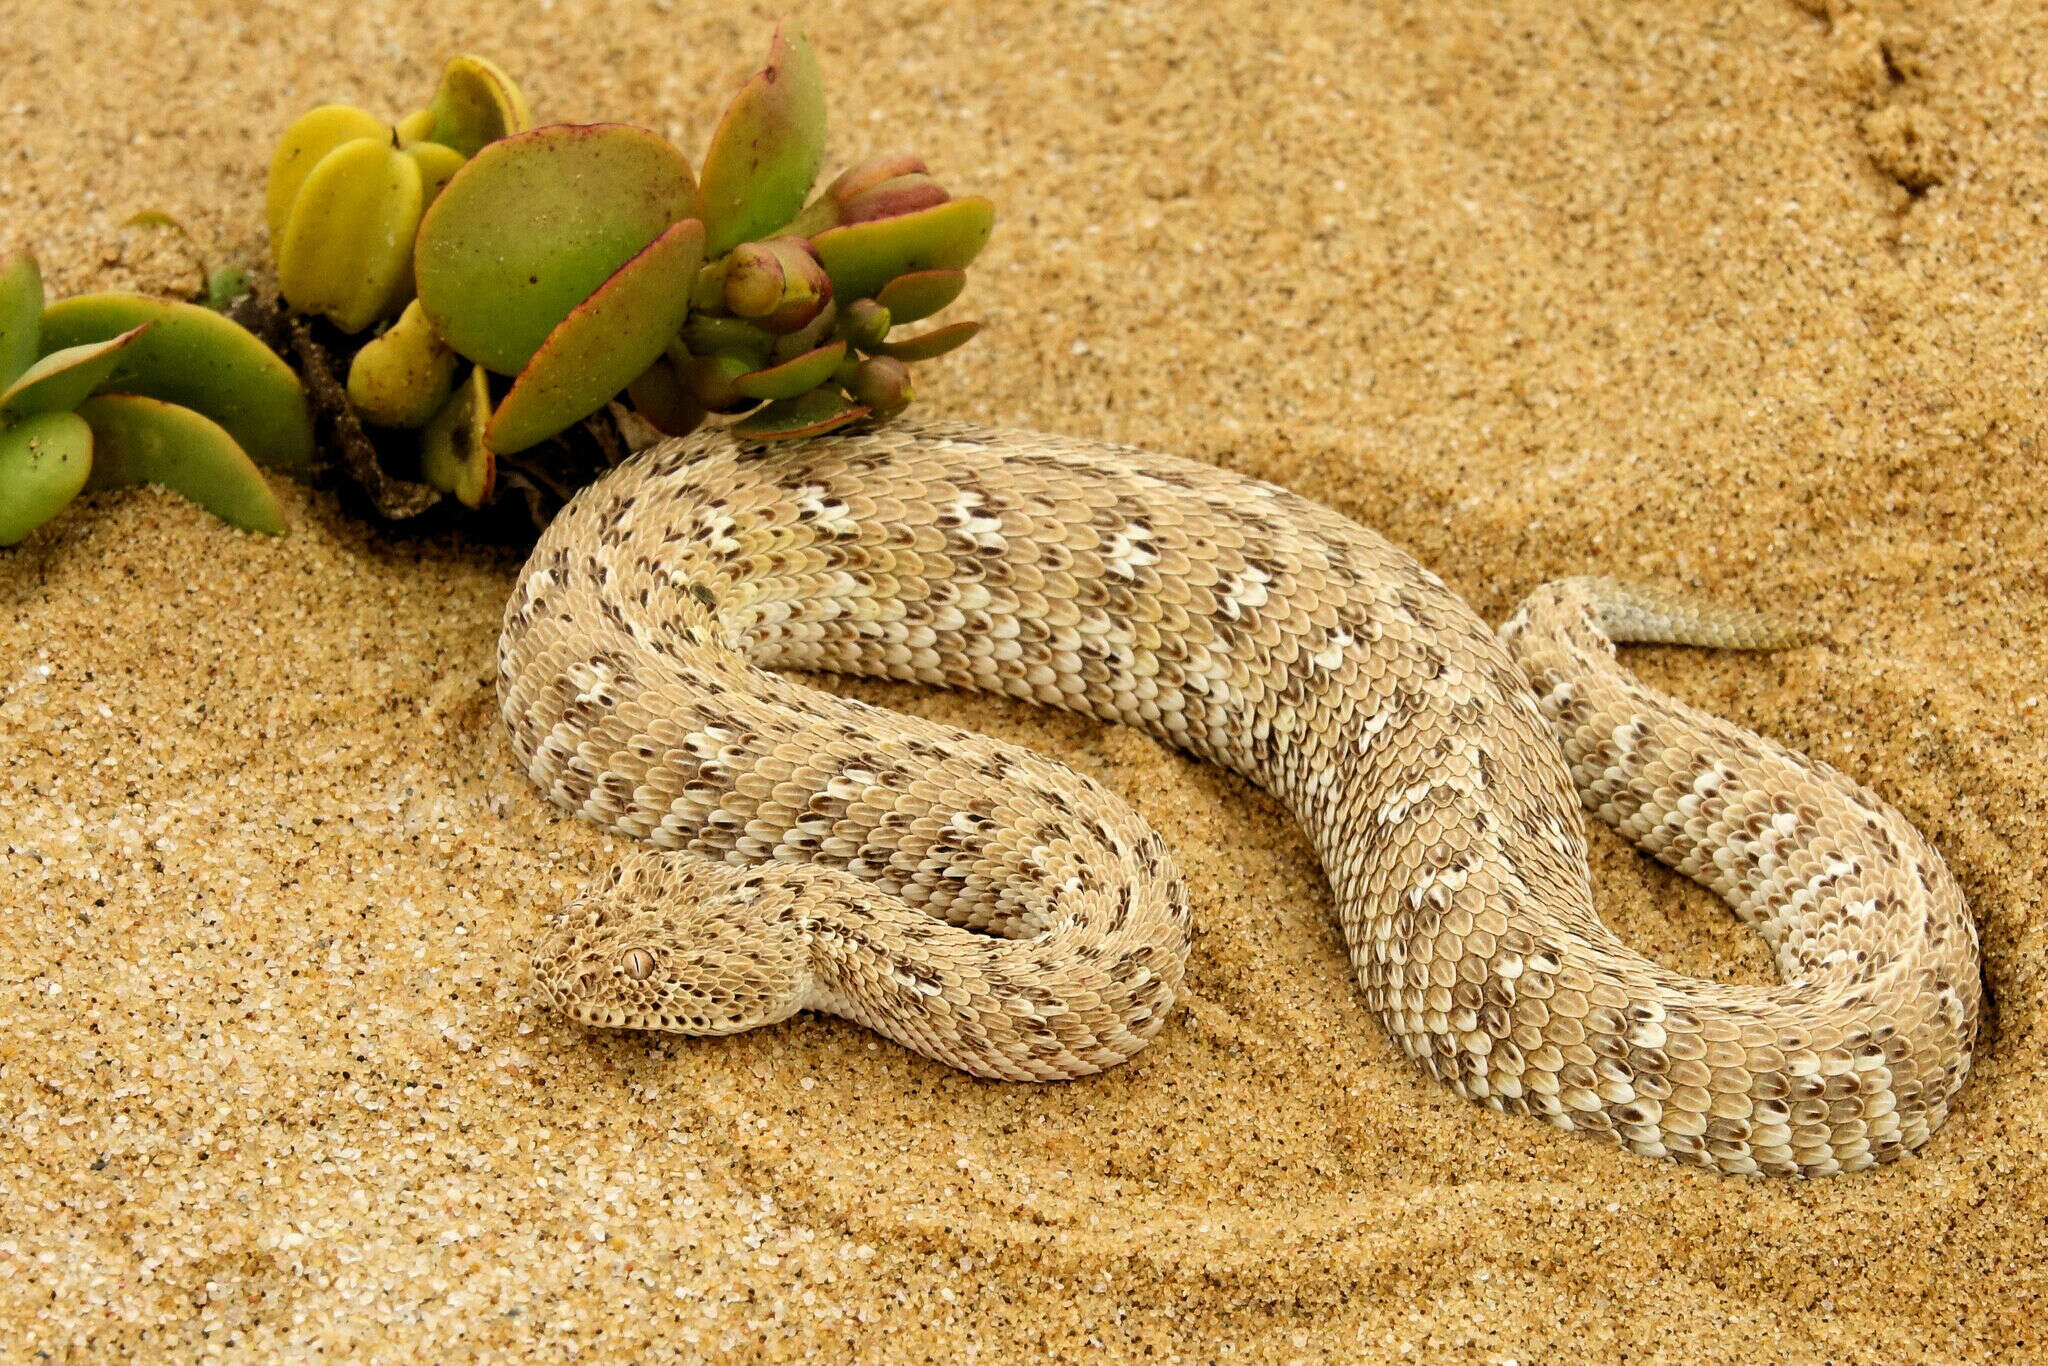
[532,848,816,1035]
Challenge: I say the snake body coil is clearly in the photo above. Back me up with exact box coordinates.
[506,421,1979,1176]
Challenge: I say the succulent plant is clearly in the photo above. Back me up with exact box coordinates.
[0,248,313,544]
[266,55,528,335]
[662,25,994,442]
[262,22,994,524]
[264,53,545,510]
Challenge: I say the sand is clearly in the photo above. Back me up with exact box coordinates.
[4,0,2045,1359]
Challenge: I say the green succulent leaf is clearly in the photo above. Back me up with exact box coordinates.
[1,249,45,390]
[415,123,699,375]
[76,394,287,535]
[403,139,469,208]
[0,411,94,546]
[347,300,461,429]
[205,265,256,312]
[266,104,391,242]
[625,356,706,438]
[697,24,828,257]
[427,55,534,158]
[731,387,867,441]
[682,352,760,414]
[768,299,839,364]
[874,268,966,326]
[277,135,426,333]
[734,340,845,401]
[0,326,150,422]
[419,365,495,508]
[485,217,705,454]
[39,294,317,472]
[691,258,732,312]
[681,315,777,368]
[873,319,982,363]
[811,196,994,303]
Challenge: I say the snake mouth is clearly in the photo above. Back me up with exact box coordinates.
[567,1002,634,1030]
[531,965,609,1026]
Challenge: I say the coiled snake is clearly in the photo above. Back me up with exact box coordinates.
[504,420,1979,1176]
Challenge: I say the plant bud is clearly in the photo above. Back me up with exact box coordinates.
[722,241,786,318]
[690,258,730,312]
[680,316,775,369]
[786,155,934,238]
[770,298,838,364]
[684,352,760,413]
[845,355,913,420]
[625,356,705,437]
[757,237,834,334]
[839,298,892,351]
[825,153,928,207]
[837,173,950,226]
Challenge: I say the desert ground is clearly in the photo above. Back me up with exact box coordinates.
[3,0,2045,1359]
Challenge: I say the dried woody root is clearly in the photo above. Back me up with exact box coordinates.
[228,285,630,535]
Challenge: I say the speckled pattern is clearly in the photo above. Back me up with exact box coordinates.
[507,422,1977,1175]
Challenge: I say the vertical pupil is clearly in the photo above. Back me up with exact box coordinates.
[623,948,655,980]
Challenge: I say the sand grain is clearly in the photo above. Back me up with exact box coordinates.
[4,0,2045,1359]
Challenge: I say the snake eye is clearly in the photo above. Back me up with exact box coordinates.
[621,948,656,981]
